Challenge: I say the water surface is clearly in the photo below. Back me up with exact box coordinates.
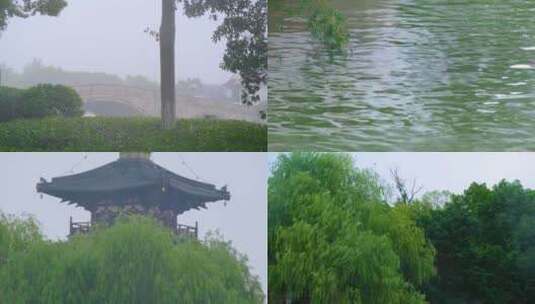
[269,0,535,151]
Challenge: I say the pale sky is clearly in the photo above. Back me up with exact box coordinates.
[269,152,535,196]
[0,152,267,294]
[0,0,232,84]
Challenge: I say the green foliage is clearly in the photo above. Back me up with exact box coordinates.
[0,0,67,31]
[0,86,23,122]
[18,84,83,119]
[181,0,267,105]
[0,213,43,267]
[0,84,83,121]
[0,116,267,151]
[305,0,348,48]
[269,153,435,303]
[271,0,349,49]
[0,215,264,303]
[415,181,535,303]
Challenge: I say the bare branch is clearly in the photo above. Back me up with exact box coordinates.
[390,167,422,204]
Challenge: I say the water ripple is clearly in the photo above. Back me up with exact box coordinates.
[269,0,535,151]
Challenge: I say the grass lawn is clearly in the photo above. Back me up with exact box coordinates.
[0,117,267,151]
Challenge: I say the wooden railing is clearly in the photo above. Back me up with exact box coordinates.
[69,217,91,235]
[68,217,199,239]
[176,222,198,239]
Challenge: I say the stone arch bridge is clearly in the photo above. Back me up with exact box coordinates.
[71,83,265,123]
[72,84,159,116]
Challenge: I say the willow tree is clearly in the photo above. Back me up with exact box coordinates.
[0,214,264,303]
[269,153,435,304]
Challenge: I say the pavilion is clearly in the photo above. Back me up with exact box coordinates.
[36,153,230,238]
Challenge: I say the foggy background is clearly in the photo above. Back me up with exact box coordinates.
[0,0,266,121]
[0,152,267,294]
[0,0,230,83]
[269,152,535,195]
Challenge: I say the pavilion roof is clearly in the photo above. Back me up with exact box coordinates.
[36,157,230,211]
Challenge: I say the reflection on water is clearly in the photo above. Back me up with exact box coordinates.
[269,0,535,151]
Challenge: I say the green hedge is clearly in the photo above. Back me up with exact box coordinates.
[0,117,267,151]
[0,84,83,122]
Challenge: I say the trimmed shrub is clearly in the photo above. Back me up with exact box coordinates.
[0,117,267,151]
[0,86,23,122]
[18,84,83,119]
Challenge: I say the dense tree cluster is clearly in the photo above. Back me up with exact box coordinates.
[269,153,436,303]
[415,181,535,304]
[0,215,264,304]
[269,153,535,304]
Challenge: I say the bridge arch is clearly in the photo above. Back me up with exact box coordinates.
[72,84,159,116]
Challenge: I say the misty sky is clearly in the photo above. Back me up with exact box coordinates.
[0,152,267,294]
[269,152,535,196]
[0,0,232,84]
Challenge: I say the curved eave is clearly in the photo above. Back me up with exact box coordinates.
[168,179,230,202]
[37,181,229,202]
[36,181,231,212]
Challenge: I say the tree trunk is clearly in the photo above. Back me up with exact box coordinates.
[160,0,176,129]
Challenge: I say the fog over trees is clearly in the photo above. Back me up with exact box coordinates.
[0,0,261,88]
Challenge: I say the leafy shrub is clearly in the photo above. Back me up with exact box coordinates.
[18,84,83,119]
[0,86,23,122]
[0,214,264,303]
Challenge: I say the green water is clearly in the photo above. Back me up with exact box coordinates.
[269,0,535,151]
